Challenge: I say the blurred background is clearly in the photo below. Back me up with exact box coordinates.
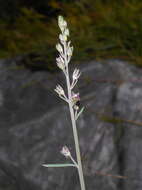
[0,0,142,69]
[1,1,142,190]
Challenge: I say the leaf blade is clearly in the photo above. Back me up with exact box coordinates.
[76,107,85,120]
[42,163,76,168]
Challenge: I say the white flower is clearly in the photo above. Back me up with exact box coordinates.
[56,43,63,53]
[54,85,65,96]
[73,69,81,80]
[58,16,67,32]
[59,34,67,42]
[67,46,73,57]
[56,56,65,70]
[56,56,64,64]
[60,146,71,158]
[57,62,65,71]
[67,41,71,48]
[71,69,81,89]
[64,28,69,36]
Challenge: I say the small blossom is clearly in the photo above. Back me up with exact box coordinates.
[58,16,67,32]
[60,146,71,158]
[59,34,67,42]
[54,85,65,96]
[72,92,80,106]
[57,62,65,70]
[72,92,80,100]
[64,28,69,36]
[67,46,73,57]
[56,56,65,70]
[58,15,64,26]
[56,56,64,64]
[56,43,63,53]
[67,41,71,47]
[73,69,81,81]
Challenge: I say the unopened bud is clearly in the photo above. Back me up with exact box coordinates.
[67,46,73,56]
[56,43,63,53]
[59,34,67,42]
[58,16,67,32]
[56,56,65,70]
[64,28,69,36]
[57,61,65,70]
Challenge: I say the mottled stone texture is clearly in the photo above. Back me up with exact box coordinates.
[0,59,142,190]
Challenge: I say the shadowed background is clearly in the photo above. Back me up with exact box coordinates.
[0,0,142,68]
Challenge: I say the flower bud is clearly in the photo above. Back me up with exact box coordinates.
[67,46,73,56]
[72,92,80,106]
[56,56,65,70]
[64,28,69,36]
[56,43,63,53]
[59,34,67,42]
[58,16,67,32]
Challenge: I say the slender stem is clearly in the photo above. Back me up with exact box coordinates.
[59,95,68,103]
[66,70,86,190]
[71,79,77,89]
[64,42,86,190]
[69,155,78,168]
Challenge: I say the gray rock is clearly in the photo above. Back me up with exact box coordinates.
[0,58,142,190]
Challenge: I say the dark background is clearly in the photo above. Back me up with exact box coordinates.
[0,0,141,70]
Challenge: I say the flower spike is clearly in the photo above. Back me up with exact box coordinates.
[52,15,86,190]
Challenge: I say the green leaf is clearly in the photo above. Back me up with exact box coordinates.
[42,163,76,168]
[76,107,85,120]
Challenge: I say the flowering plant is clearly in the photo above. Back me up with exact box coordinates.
[43,15,86,190]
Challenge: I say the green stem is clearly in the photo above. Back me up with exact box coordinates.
[64,42,86,190]
[66,72,86,190]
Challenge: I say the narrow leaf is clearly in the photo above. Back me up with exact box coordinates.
[76,107,85,120]
[42,163,76,168]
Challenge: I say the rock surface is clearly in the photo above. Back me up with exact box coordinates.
[0,59,142,190]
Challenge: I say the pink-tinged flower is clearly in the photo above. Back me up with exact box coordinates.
[72,92,80,103]
[71,92,80,110]
[60,146,71,158]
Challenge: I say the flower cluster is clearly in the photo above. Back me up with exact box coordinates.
[44,16,86,190]
[54,85,68,102]
[56,15,73,73]
[55,16,81,110]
